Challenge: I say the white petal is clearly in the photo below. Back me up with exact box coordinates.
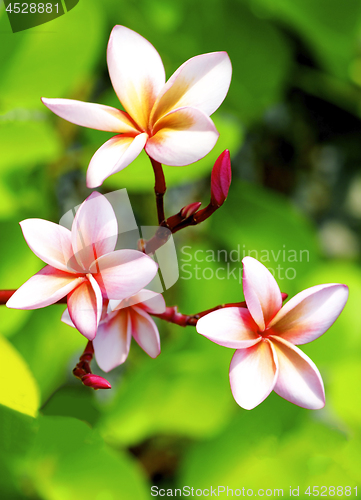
[130,306,161,358]
[41,98,139,133]
[196,307,261,349]
[146,107,219,166]
[61,308,75,328]
[67,275,102,340]
[110,289,166,313]
[20,219,77,273]
[271,336,325,409]
[93,309,132,372]
[107,25,165,130]
[151,52,232,125]
[6,266,84,310]
[242,256,282,331]
[269,284,349,345]
[90,249,158,300]
[86,133,147,188]
[229,340,278,410]
[71,192,118,271]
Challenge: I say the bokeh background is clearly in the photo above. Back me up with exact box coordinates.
[1,0,361,498]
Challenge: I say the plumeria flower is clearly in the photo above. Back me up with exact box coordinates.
[197,256,348,410]
[62,290,165,372]
[7,192,158,340]
[42,25,232,188]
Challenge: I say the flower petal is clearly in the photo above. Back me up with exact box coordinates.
[90,250,158,300]
[269,284,349,345]
[130,306,161,358]
[20,219,77,273]
[86,133,147,188]
[61,307,75,328]
[93,309,132,372]
[229,340,278,410]
[150,52,232,125]
[270,336,325,409]
[107,25,166,130]
[41,98,139,133]
[242,256,282,331]
[196,307,261,349]
[109,289,166,314]
[71,192,118,271]
[67,274,102,340]
[6,266,84,310]
[146,107,219,166]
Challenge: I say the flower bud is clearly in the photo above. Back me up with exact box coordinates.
[180,202,202,219]
[210,150,232,207]
[82,373,111,390]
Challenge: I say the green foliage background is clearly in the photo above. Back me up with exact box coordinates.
[0,0,361,498]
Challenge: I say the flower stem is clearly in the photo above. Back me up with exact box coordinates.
[150,157,167,225]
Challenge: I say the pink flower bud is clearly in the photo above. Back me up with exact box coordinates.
[180,202,202,219]
[82,373,111,390]
[210,150,232,207]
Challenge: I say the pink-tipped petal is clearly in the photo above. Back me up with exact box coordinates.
[180,202,202,219]
[126,289,166,314]
[211,150,232,206]
[146,107,219,166]
[6,266,84,310]
[269,284,349,345]
[41,98,139,133]
[150,52,232,125]
[90,250,158,300]
[130,306,161,358]
[61,307,75,328]
[107,25,166,130]
[270,336,325,409]
[20,219,76,273]
[71,192,118,270]
[67,275,102,340]
[93,309,132,372]
[229,340,278,410]
[196,307,261,349]
[242,257,282,331]
[86,133,147,188]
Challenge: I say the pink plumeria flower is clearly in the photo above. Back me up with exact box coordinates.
[7,192,158,340]
[42,25,232,188]
[62,290,165,372]
[197,256,348,410]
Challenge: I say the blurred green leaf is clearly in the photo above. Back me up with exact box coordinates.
[0,405,37,498]
[179,413,360,495]
[251,0,361,79]
[210,180,320,296]
[98,331,235,446]
[0,0,105,113]
[0,334,39,417]
[11,306,85,403]
[25,416,150,500]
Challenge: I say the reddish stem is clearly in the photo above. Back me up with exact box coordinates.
[73,341,111,390]
[150,157,167,226]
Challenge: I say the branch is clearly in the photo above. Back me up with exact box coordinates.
[150,157,167,226]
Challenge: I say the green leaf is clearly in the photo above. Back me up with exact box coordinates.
[251,0,361,79]
[98,332,235,446]
[0,0,105,113]
[0,334,39,417]
[25,416,150,500]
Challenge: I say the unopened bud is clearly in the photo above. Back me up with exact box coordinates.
[210,150,232,207]
[82,373,111,390]
[180,202,202,219]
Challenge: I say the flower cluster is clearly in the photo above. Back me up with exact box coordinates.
[4,25,349,408]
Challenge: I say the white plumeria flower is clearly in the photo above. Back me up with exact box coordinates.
[197,256,349,410]
[42,25,232,188]
[62,289,165,372]
[7,192,158,341]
